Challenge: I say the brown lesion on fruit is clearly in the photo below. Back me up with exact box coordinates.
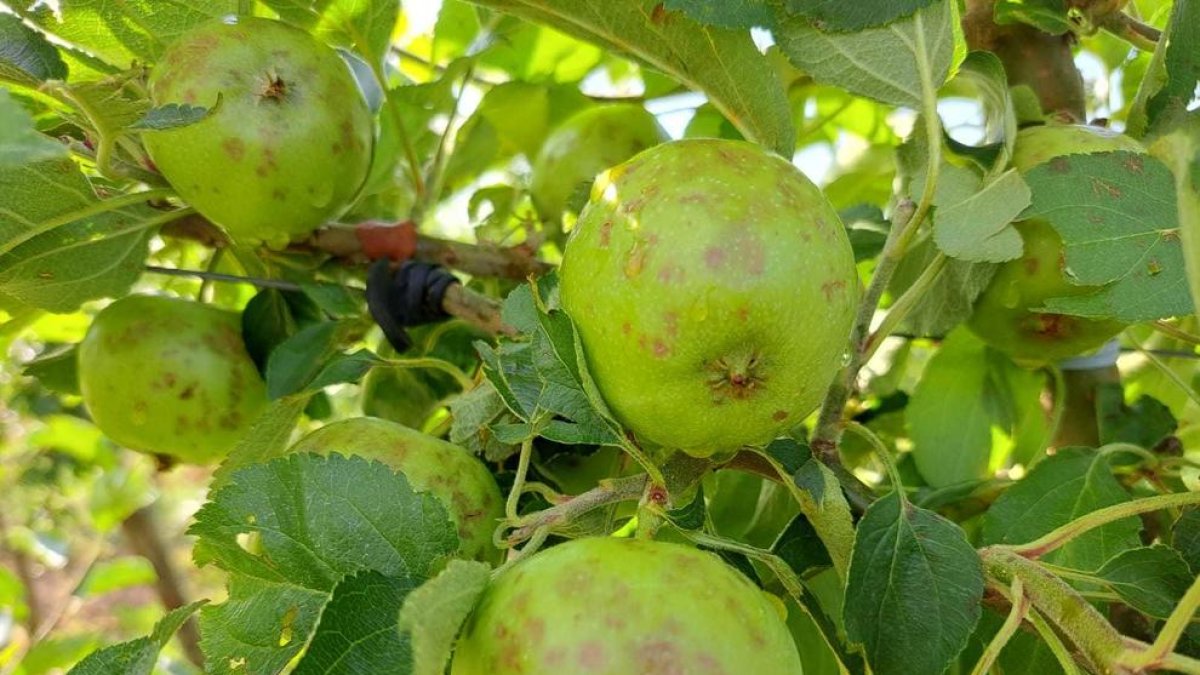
[706,348,766,402]
[259,70,289,102]
[623,236,656,279]
[663,312,679,337]
[599,220,613,247]
[704,247,727,270]
[221,137,245,162]
[1024,312,1077,340]
[821,279,847,301]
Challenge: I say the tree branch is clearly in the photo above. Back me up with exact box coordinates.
[160,216,552,281]
[120,506,204,668]
[963,0,1087,122]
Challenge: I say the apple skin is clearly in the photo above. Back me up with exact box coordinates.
[530,104,668,222]
[288,417,503,563]
[143,17,373,246]
[450,537,804,674]
[77,295,267,464]
[559,139,859,456]
[967,125,1144,365]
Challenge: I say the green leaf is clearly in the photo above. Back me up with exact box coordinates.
[476,18,605,83]
[662,0,776,30]
[892,240,999,337]
[468,0,796,155]
[908,329,994,487]
[1154,122,1200,319]
[67,600,205,675]
[981,448,1141,571]
[265,321,354,399]
[773,513,833,576]
[128,102,212,131]
[0,163,160,312]
[530,306,623,445]
[765,437,812,475]
[22,344,80,395]
[192,454,458,674]
[16,1,238,68]
[1096,383,1177,449]
[992,0,1071,34]
[299,280,364,318]
[449,382,519,461]
[1172,507,1200,575]
[293,571,419,674]
[1145,0,1199,131]
[398,559,492,675]
[241,288,300,372]
[305,349,383,392]
[1094,545,1193,619]
[210,396,311,491]
[844,492,984,675]
[316,1,400,68]
[774,0,959,108]
[0,14,67,86]
[78,556,156,597]
[785,0,939,32]
[933,169,1030,263]
[198,576,327,675]
[792,459,826,505]
[667,484,707,530]
[0,88,68,167]
[1023,151,1192,322]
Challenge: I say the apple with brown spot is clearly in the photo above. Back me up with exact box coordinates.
[559,139,859,457]
[451,537,803,674]
[287,417,503,563]
[77,295,267,464]
[967,124,1143,365]
[142,17,372,246]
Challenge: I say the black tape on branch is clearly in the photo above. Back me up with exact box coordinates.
[366,259,459,352]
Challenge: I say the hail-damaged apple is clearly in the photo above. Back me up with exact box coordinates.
[142,17,373,246]
[559,139,859,456]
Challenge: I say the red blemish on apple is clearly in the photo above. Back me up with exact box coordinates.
[704,247,726,269]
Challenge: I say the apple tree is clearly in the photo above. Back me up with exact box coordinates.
[0,0,1199,674]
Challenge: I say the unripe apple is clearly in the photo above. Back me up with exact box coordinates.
[288,417,503,562]
[530,104,668,223]
[143,17,373,246]
[968,125,1144,365]
[559,139,858,456]
[451,537,804,674]
[78,295,267,464]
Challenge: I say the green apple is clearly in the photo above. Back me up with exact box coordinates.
[451,537,804,674]
[288,417,503,562]
[968,125,1144,365]
[78,295,267,464]
[530,104,668,223]
[143,17,372,246]
[559,139,859,456]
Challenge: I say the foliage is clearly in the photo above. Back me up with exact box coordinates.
[0,0,1198,674]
